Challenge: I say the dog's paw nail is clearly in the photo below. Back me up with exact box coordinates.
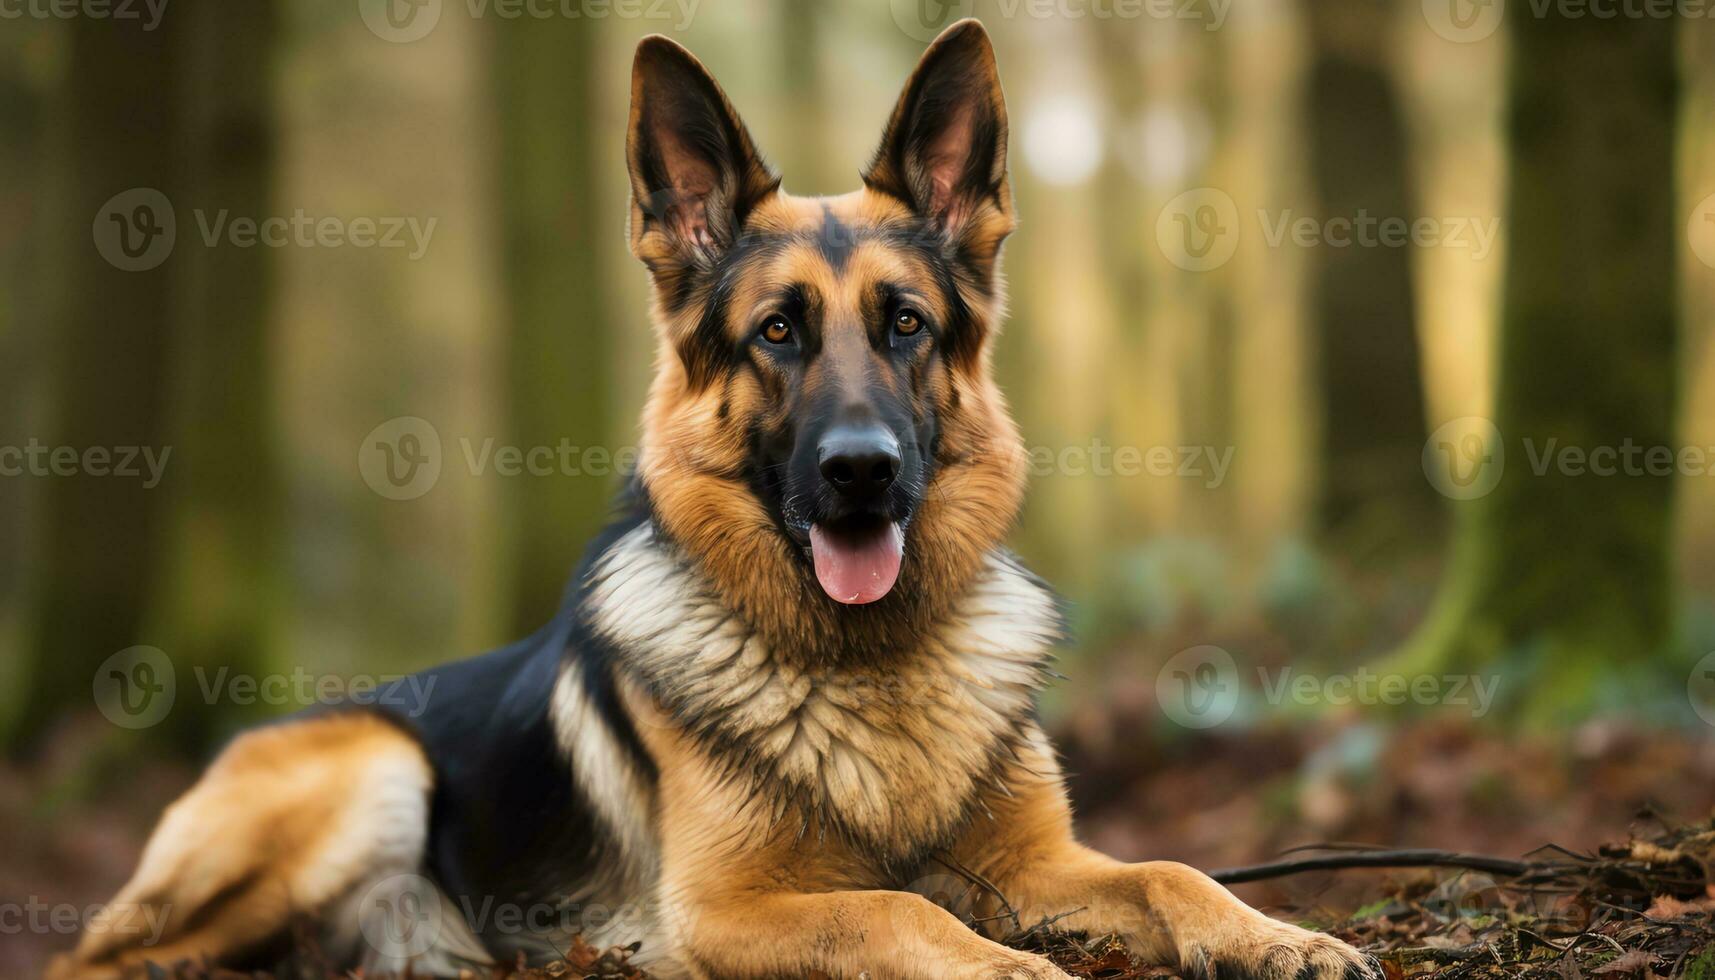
[1197,927,1376,980]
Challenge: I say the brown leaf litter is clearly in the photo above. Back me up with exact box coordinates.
[93,815,1715,979]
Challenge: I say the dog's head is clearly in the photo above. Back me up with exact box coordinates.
[626,20,1025,652]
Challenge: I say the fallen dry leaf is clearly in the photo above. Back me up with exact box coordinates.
[1590,949,1657,975]
[1643,892,1715,920]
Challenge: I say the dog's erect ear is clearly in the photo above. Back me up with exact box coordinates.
[863,20,1012,245]
[627,35,778,268]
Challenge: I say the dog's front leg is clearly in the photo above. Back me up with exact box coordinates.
[664,884,1073,979]
[626,681,1070,980]
[942,731,1379,980]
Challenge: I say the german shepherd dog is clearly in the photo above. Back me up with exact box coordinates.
[53,21,1379,980]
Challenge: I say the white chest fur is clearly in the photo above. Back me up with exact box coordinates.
[583,524,1061,862]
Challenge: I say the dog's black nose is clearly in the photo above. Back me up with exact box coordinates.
[818,424,900,501]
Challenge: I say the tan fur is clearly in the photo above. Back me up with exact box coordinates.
[944,731,1375,978]
[47,713,435,980]
[620,678,1067,980]
[637,721,1374,978]
[594,528,1372,979]
[638,187,1027,664]
[587,524,1059,868]
[615,21,1376,980]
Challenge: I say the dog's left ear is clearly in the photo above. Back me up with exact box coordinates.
[863,20,1013,259]
[627,35,779,269]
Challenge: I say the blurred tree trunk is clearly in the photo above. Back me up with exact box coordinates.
[15,3,281,756]
[1187,28,1235,533]
[0,24,53,747]
[999,22,1115,606]
[1397,12,1678,718]
[1303,0,1434,555]
[1090,29,1147,339]
[151,0,281,746]
[1102,16,1197,543]
[19,14,180,753]
[778,0,833,193]
[1227,0,1313,563]
[490,18,613,634]
[1679,18,1715,590]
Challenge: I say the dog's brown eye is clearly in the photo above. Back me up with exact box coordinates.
[760,316,792,344]
[894,310,922,336]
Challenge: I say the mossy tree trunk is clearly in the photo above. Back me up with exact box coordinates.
[153,0,282,746]
[21,13,181,752]
[491,17,614,634]
[18,3,281,757]
[1303,0,1435,555]
[1398,12,1679,718]
[0,21,53,748]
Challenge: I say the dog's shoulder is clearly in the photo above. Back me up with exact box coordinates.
[350,516,662,954]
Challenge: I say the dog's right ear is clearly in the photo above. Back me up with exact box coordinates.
[627,36,778,271]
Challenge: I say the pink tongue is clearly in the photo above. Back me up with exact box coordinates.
[809,522,904,604]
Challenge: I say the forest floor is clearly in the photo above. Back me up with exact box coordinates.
[9,713,1715,978]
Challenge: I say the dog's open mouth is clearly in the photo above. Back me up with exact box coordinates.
[808,519,903,604]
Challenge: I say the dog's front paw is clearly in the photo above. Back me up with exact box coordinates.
[1181,920,1380,980]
